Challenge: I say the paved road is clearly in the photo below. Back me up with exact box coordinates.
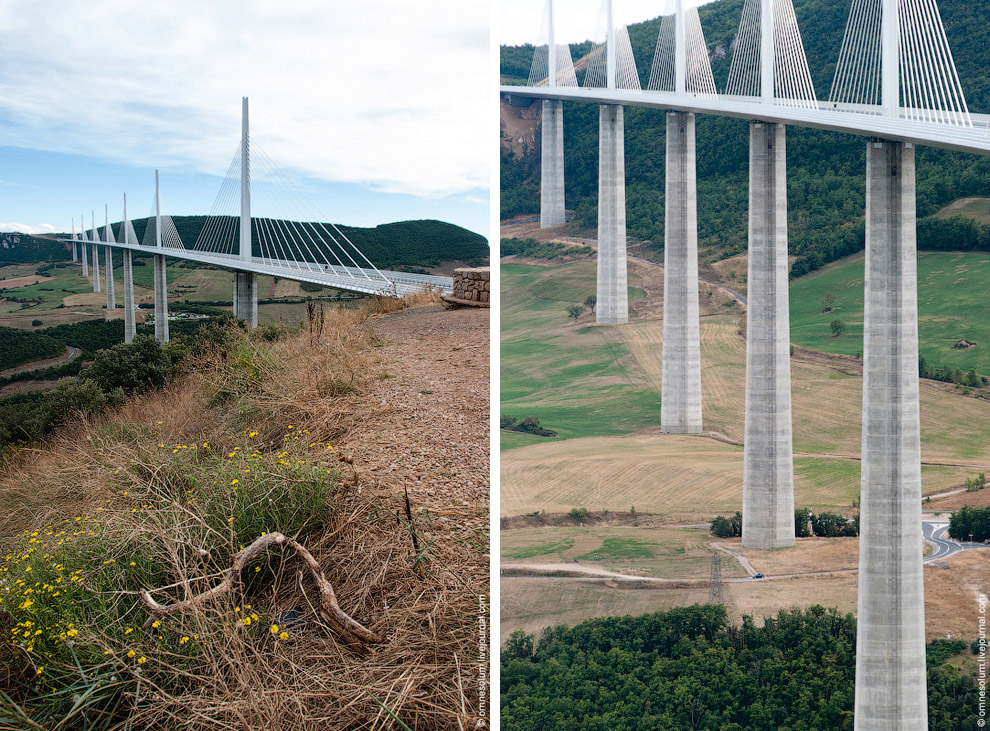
[921,520,986,563]
[0,345,81,378]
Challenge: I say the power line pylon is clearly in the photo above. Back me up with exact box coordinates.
[709,552,723,605]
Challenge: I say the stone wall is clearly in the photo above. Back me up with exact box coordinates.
[451,267,490,306]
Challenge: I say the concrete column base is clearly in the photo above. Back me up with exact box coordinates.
[854,139,927,731]
[105,246,115,311]
[540,100,566,228]
[123,250,135,344]
[596,104,628,326]
[661,111,703,434]
[742,122,796,549]
[154,254,169,345]
[234,272,258,328]
[92,245,101,294]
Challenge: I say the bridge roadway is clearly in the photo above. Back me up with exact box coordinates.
[81,239,453,297]
[500,86,990,156]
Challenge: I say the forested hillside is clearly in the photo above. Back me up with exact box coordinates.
[0,327,65,371]
[107,217,488,271]
[500,0,990,275]
[0,235,72,266]
[501,605,981,730]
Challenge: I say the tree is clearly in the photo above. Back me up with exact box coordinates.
[830,319,846,337]
[567,305,583,322]
[584,295,597,314]
[503,630,535,660]
[795,509,812,537]
[40,378,109,430]
[822,290,836,312]
[82,334,171,395]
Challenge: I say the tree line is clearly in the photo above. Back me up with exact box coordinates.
[711,510,859,538]
[502,604,981,729]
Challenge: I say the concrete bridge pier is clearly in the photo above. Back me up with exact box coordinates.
[234,272,258,328]
[123,250,135,344]
[81,244,89,278]
[540,100,566,228]
[854,139,927,730]
[92,245,101,294]
[72,242,78,263]
[661,111,703,434]
[153,254,169,344]
[105,246,115,311]
[742,121,795,548]
[596,103,628,325]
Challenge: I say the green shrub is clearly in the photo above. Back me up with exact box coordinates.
[82,335,172,395]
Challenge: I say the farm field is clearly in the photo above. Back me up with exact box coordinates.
[0,260,345,333]
[501,536,989,644]
[500,262,657,446]
[789,250,990,374]
[501,526,750,580]
[501,253,990,647]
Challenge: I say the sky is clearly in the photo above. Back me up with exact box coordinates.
[500,0,720,46]
[0,0,490,237]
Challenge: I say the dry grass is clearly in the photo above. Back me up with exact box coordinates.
[0,301,485,730]
[735,537,861,575]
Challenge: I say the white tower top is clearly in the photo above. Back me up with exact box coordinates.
[240,96,251,263]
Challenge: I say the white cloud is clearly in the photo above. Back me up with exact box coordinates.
[500,0,721,46]
[0,223,56,234]
[0,0,488,198]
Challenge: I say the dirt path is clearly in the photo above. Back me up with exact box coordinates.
[0,346,81,378]
[337,303,489,558]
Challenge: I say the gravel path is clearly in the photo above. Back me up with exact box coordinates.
[339,303,490,544]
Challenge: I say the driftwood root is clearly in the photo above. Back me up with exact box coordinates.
[139,532,381,645]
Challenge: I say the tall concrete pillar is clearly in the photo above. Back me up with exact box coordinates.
[540,100,566,228]
[854,140,927,730]
[153,254,169,344]
[596,104,628,325]
[123,250,135,344]
[234,272,258,328]
[81,242,89,277]
[92,245,101,294]
[661,111,703,434]
[742,122,795,548]
[71,241,78,263]
[105,247,115,311]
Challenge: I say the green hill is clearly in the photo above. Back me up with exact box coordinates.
[105,217,488,272]
[500,0,990,277]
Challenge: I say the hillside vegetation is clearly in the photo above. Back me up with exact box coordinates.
[501,605,981,730]
[500,0,990,276]
[0,297,485,729]
[103,217,489,271]
[0,327,65,371]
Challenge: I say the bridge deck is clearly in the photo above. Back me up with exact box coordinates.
[501,86,990,156]
[83,240,452,297]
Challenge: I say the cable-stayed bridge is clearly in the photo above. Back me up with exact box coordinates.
[68,97,452,345]
[504,1,983,728]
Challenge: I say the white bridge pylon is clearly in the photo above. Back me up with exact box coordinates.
[513,0,986,151]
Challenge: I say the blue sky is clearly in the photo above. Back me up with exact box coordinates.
[0,0,489,238]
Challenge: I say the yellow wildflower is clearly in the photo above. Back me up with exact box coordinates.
[270,624,279,634]
[279,631,289,641]
[127,650,136,658]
